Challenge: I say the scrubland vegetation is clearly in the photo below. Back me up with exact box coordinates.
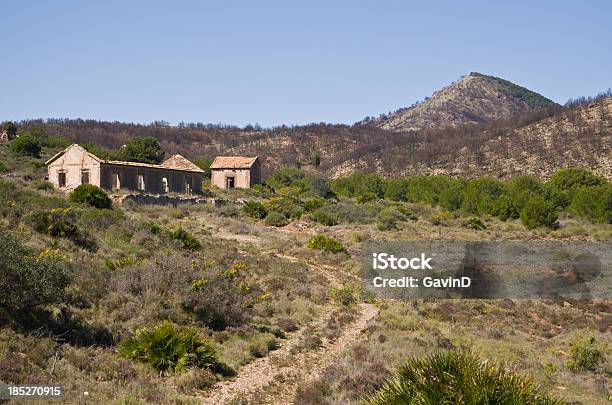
[0,130,610,404]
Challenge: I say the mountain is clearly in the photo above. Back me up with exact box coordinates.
[369,72,558,131]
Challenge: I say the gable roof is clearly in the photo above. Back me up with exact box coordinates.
[161,155,204,172]
[45,144,101,165]
[210,156,259,169]
[46,144,203,173]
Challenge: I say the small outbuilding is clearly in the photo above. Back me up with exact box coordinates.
[210,156,261,189]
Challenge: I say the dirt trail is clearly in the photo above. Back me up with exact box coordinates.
[203,302,377,404]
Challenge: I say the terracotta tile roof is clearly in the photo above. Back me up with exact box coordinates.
[161,155,204,173]
[210,156,258,169]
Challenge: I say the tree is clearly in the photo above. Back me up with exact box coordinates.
[2,121,17,137]
[10,132,42,157]
[570,185,612,224]
[193,156,213,179]
[118,136,165,164]
[520,196,558,229]
[550,168,605,192]
[0,227,71,311]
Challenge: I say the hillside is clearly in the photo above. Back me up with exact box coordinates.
[368,72,558,131]
[14,98,610,181]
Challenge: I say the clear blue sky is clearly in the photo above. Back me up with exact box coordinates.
[1,1,611,127]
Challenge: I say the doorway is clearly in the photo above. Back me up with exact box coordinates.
[226,176,235,189]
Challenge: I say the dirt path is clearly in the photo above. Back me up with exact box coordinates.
[203,302,377,404]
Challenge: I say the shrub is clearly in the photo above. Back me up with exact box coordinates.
[242,201,268,219]
[69,184,112,209]
[193,156,213,178]
[265,212,289,227]
[0,162,7,173]
[311,209,338,226]
[406,176,457,205]
[263,197,300,218]
[365,351,561,405]
[317,203,378,224]
[310,176,335,199]
[438,183,465,211]
[464,217,486,230]
[23,208,98,251]
[10,133,42,157]
[376,207,406,231]
[331,173,384,198]
[266,167,308,191]
[119,320,219,375]
[570,185,612,224]
[307,234,345,253]
[461,178,506,215]
[170,228,201,250]
[329,286,358,306]
[566,331,608,372]
[356,192,378,204]
[183,275,254,330]
[303,198,326,212]
[491,195,518,221]
[520,197,558,229]
[384,179,408,202]
[550,168,606,192]
[32,180,54,191]
[0,228,71,311]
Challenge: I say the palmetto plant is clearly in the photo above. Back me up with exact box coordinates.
[364,351,562,405]
[119,320,218,375]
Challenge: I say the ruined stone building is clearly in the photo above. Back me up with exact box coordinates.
[210,156,261,189]
[46,144,204,194]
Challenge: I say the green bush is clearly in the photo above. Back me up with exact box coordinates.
[330,173,384,198]
[303,197,326,212]
[438,183,465,211]
[262,197,300,218]
[119,320,219,375]
[265,212,289,227]
[10,133,42,157]
[406,176,457,205]
[329,286,358,306]
[384,179,408,202]
[550,168,606,192]
[32,180,54,191]
[266,167,308,191]
[520,197,558,229]
[376,207,407,231]
[118,136,165,164]
[566,331,608,372]
[461,178,506,215]
[24,208,98,251]
[242,201,268,219]
[0,162,8,173]
[307,234,345,253]
[570,185,612,224]
[365,351,561,405]
[356,192,378,204]
[464,217,486,230]
[491,195,518,221]
[309,176,335,199]
[193,156,213,178]
[69,184,112,209]
[170,228,201,250]
[311,209,338,226]
[0,227,71,311]
[317,202,378,224]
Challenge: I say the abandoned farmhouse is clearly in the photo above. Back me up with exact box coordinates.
[210,156,261,189]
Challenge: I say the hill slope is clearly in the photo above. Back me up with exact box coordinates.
[370,72,558,131]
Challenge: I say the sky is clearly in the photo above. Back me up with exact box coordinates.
[1,0,611,127]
